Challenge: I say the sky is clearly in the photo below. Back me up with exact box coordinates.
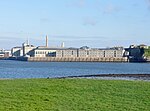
[0,0,150,49]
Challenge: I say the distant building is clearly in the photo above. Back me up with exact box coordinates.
[10,35,125,59]
[11,47,23,57]
[129,44,149,49]
[138,44,149,49]
[0,52,5,58]
[4,50,11,57]
[61,42,65,48]
[11,41,35,57]
[22,43,36,57]
[56,48,78,58]
[124,44,147,62]
[28,46,125,58]
[29,47,58,57]
[0,49,11,58]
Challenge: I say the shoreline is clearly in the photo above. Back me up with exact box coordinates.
[56,74,150,78]
[54,74,150,81]
[1,74,150,81]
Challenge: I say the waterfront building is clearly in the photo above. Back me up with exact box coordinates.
[0,49,11,58]
[22,43,36,56]
[56,48,78,58]
[0,52,5,58]
[27,46,125,58]
[29,47,58,57]
[4,50,11,57]
[10,35,125,59]
[11,47,23,57]
[11,40,35,57]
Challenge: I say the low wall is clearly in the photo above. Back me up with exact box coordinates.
[8,57,28,61]
[27,57,128,62]
[0,57,9,60]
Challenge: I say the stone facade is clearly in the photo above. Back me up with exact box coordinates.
[77,49,124,58]
[29,47,125,58]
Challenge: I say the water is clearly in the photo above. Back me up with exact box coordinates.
[0,60,150,78]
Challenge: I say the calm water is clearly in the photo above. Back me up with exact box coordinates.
[0,60,150,78]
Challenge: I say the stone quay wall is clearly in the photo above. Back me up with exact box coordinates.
[27,57,128,62]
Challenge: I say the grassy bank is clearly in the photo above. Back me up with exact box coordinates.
[0,79,150,111]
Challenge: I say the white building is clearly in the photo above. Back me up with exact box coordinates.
[29,47,58,57]
[0,52,5,58]
[11,42,35,57]
[11,47,23,57]
[22,43,36,57]
[0,49,11,58]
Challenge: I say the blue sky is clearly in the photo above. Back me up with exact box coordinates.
[0,0,150,49]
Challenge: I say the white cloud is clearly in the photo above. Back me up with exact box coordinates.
[146,0,150,8]
[77,0,86,7]
[40,18,49,23]
[146,0,150,4]
[67,0,86,8]
[104,4,121,14]
[83,17,98,26]
[145,0,150,10]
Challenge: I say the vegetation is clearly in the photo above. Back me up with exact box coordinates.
[144,47,150,57]
[0,79,150,111]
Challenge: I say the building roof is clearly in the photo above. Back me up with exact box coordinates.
[33,47,124,51]
[35,47,68,50]
[12,46,22,49]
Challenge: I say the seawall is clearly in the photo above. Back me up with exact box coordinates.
[27,57,128,62]
[0,57,9,60]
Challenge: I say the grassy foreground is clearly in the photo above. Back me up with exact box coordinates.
[0,79,150,111]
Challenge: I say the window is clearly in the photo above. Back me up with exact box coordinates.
[114,51,116,57]
[87,51,89,55]
[104,51,105,57]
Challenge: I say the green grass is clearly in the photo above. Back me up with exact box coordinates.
[0,79,150,111]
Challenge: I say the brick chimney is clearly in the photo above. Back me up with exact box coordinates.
[46,35,48,47]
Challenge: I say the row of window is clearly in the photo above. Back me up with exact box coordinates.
[59,54,122,57]
[35,51,54,54]
[35,50,123,57]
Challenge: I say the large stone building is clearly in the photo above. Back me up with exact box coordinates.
[11,36,125,58]
[28,46,125,58]
[56,48,78,58]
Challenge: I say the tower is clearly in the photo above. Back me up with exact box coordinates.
[27,37,29,45]
[61,42,65,48]
[46,35,48,47]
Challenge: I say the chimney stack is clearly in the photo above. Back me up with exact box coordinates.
[27,37,29,45]
[46,35,48,47]
[61,42,65,48]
